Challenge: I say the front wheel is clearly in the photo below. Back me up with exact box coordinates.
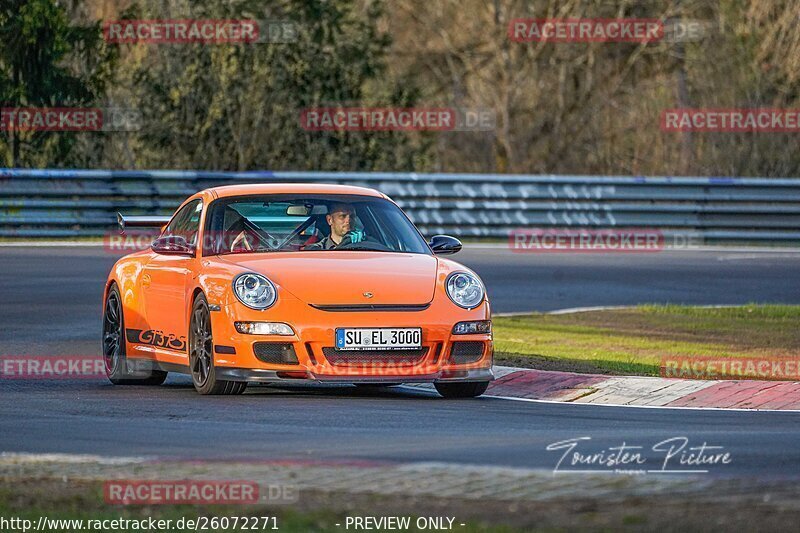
[434,381,489,399]
[189,294,247,395]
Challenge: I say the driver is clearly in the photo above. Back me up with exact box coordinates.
[307,202,366,250]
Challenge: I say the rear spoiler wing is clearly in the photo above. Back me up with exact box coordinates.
[117,213,171,232]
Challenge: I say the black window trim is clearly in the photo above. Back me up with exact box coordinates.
[163,198,204,249]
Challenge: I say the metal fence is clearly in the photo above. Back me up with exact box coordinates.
[1,168,800,243]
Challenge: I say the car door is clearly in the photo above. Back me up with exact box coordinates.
[140,199,203,363]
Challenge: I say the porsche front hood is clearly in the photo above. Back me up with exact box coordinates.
[219,251,438,306]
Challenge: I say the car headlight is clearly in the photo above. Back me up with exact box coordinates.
[445,271,485,309]
[233,273,277,310]
[235,322,294,335]
[452,320,492,335]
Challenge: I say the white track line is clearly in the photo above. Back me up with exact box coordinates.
[400,385,800,412]
[481,394,800,413]
[494,303,760,317]
[0,241,103,247]
[0,452,148,464]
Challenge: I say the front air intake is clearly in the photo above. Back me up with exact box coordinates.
[449,341,485,364]
[254,343,299,365]
[321,347,428,366]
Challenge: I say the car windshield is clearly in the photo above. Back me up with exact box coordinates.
[204,194,432,256]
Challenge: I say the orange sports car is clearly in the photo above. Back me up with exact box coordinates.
[103,184,493,397]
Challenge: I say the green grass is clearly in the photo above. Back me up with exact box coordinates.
[0,481,522,533]
[493,304,800,376]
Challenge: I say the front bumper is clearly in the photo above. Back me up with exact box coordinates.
[208,293,494,384]
[216,367,495,384]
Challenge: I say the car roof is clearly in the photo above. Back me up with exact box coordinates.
[205,183,386,199]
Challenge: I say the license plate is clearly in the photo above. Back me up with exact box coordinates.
[335,328,422,350]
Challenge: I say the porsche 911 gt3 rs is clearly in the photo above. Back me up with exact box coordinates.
[103,184,493,397]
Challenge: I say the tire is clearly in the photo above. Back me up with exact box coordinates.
[103,284,168,386]
[434,381,489,399]
[189,293,247,395]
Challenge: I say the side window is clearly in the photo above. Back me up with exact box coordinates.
[165,200,203,246]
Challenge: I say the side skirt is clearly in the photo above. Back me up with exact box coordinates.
[127,358,191,376]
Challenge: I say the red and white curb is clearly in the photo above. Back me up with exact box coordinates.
[409,366,800,411]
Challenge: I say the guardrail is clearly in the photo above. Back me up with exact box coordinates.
[1,169,799,243]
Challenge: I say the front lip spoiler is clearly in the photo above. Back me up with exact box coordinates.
[430,368,495,382]
[216,367,495,384]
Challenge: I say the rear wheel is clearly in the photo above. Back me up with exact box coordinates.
[189,294,247,395]
[434,381,489,399]
[103,284,167,386]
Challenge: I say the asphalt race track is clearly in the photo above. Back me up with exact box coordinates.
[1,244,800,477]
[2,377,800,477]
[2,245,800,354]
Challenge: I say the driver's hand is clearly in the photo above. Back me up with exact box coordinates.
[343,230,365,244]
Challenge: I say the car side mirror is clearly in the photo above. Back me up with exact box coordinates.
[151,235,195,256]
[429,234,462,255]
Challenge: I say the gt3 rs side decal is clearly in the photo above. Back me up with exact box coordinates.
[125,329,187,351]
